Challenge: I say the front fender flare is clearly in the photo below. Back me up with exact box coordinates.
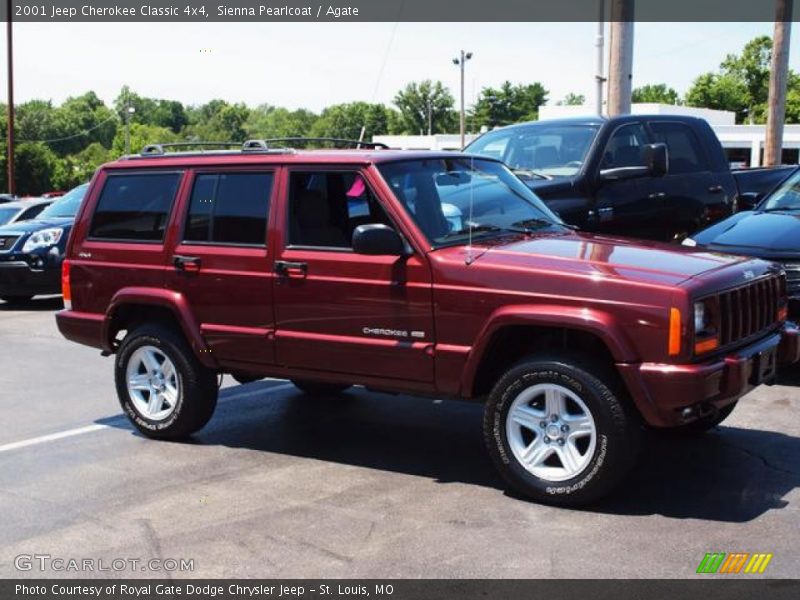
[460,304,637,397]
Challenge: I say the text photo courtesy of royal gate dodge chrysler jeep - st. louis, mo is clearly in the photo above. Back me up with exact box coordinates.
[1,0,800,597]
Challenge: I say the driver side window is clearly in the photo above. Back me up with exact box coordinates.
[601,123,648,169]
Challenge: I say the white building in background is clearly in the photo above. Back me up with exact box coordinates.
[374,103,800,168]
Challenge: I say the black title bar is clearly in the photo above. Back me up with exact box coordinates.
[1,0,798,23]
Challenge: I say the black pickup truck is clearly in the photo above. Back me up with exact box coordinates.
[466,115,795,241]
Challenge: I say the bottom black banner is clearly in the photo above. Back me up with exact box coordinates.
[3,580,800,600]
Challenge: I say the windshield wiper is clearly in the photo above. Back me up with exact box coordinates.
[513,168,552,181]
[439,224,506,239]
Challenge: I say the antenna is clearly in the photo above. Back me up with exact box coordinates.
[465,155,475,265]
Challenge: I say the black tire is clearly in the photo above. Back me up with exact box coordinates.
[483,354,641,506]
[664,402,737,435]
[115,324,218,440]
[1,295,33,304]
[291,380,352,396]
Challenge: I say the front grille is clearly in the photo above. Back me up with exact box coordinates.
[782,262,800,298]
[0,235,20,252]
[716,275,783,348]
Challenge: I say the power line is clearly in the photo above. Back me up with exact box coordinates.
[15,112,120,144]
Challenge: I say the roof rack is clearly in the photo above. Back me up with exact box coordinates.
[131,137,389,159]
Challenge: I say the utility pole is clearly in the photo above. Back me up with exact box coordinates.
[453,50,472,149]
[427,99,433,136]
[6,0,15,195]
[765,0,793,167]
[607,0,634,117]
[595,0,606,116]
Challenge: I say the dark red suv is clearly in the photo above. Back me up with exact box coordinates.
[56,140,800,505]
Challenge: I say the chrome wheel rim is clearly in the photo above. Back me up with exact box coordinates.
[126,345,180,421]
[505,383,597,482]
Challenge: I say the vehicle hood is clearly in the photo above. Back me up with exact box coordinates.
[691,210,800,257]
[0,216,73,235]
[437,232,755,288]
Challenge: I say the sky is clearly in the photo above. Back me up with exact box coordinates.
[0,21,797,112]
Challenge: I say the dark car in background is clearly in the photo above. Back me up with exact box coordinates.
[0,198,53,227]
[685,168,800,319]
[466,115,794,241]
[0,183,88,303]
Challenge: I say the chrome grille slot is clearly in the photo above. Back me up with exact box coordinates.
[713,274,782,351]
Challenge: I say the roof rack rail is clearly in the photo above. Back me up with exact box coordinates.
[140,142,242,156]
[254,137,390,150]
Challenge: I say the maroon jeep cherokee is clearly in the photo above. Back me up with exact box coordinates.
[56,140,800,506]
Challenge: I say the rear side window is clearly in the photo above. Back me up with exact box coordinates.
[184,172,273,246]
[649,122,709,174]
[90,173,181,241]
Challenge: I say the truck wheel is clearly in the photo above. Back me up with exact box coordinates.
[291,380,352,396]
[666,402,737,435]
[115,324,218,440]
[483,355,640,506]
[1,295,33,304]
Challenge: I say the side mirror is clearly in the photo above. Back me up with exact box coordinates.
[737,192,763,211]
[643,143,668,177]
[352,224,406,256]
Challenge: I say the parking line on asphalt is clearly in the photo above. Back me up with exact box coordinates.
[0,381,297,455]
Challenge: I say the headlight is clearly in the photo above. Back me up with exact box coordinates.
[21,228,64,253]
[693,299,719,354]
[682,237,697,247]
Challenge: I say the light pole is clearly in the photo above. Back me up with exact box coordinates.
[6,0,15,195]
[453,50,472,149]
[427,98,433,136]
[124,105,135,155]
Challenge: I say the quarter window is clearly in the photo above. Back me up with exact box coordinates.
[184,173,273,245]
[90,173,181,241]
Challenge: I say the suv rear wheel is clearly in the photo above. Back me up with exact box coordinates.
[291,380,352,396]
[483,355,640,506]
[115,324,218,440]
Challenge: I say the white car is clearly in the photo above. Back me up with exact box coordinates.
[0,198,53,227]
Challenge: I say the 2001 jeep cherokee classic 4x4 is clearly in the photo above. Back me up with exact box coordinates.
[56,141,800,506]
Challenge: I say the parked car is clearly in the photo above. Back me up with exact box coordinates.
[0,194,17,204]
[0,198,53,227]
[56,140,799,506]
[685,166,800,319]
[0,183,88,303]
[465,115,795,241]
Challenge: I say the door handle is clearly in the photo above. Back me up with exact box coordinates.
[173,255,201,272]
[708,185,724,194]
[274,260,308,278]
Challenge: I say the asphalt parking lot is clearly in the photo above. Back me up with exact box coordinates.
[1,297,799,579]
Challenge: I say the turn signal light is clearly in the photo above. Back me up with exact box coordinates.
[778,305,788,321]
[61,259,72,310]
[694,337,720,354]
[669,307,681,356]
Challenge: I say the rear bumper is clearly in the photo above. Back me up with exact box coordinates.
[0,260,60,296]
[55,309,106,350]
[618,324,800,428]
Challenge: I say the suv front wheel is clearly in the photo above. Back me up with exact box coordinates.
[115,324,218,440]
[483,355,640,506]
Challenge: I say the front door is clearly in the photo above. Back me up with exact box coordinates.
[165,168,277,366]
[272,167,434,382]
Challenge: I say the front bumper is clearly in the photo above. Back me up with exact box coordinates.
[617,324,800,428]
[0,259,61,297]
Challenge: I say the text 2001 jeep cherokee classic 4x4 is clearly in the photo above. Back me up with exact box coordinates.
[56,140,800,506]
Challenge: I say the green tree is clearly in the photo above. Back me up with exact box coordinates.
[14,143,57,195]
[310,102,392,140]
[394,80,457,134]
[185,100,251,141]
[557,93,586,106]
[245,105,319,139]
[50,92,117,155]
[685,73,750,122]
[632,84,680,104]
[111,123,179,156]
[471,81,548,129]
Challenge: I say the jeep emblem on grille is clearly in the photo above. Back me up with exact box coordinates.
[743,270,755,280]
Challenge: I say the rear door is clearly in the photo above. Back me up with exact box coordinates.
[272,166,435,383]
[165,168,278,366]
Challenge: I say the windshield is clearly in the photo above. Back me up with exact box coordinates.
[762,170,800,212]
[38,183,89,219]
[0,207,20,225]
[378,157,566,247]
[467,123,600,177]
